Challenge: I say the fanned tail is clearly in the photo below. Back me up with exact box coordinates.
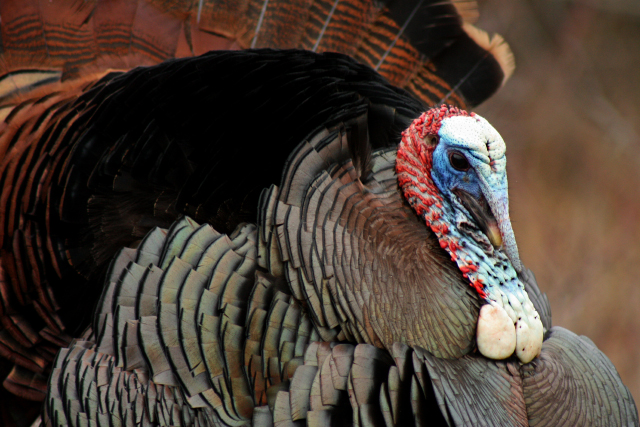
[0,0,513,110]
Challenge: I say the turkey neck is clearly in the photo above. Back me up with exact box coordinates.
[355,176,480,359]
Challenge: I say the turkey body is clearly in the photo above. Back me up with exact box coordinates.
[0,1,637,426]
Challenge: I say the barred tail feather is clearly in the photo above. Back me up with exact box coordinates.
[0,0,513,109]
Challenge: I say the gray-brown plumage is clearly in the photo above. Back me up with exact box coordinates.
[44,216,637,426]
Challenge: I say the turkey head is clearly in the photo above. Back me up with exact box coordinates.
[396,105,544,363]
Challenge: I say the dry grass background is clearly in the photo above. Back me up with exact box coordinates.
[476,0,640,404]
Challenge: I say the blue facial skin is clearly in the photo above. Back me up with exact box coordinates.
[429,115,522,274]
[430,141,483,203]
[430,115,510,208]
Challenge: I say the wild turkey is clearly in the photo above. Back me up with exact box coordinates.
[0,0,636,426]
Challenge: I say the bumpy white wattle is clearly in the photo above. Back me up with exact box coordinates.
[476,302,516,359]
[430,114,543,363]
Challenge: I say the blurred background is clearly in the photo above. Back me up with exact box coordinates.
[476,0,640,404]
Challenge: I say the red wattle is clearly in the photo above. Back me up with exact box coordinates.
[396,105,488,299]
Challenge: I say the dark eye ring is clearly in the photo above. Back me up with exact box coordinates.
[449,151,470,171]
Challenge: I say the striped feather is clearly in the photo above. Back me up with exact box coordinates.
[0,0,513,110]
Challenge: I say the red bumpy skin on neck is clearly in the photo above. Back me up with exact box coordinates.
[395,105,486,298]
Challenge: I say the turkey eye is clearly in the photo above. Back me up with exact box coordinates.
[449,151,470,171]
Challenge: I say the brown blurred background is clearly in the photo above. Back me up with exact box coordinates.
[476,0,640,404]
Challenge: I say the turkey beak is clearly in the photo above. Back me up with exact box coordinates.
[485,222,503,248]
[452,188,502,249]
[480,183,523,273]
